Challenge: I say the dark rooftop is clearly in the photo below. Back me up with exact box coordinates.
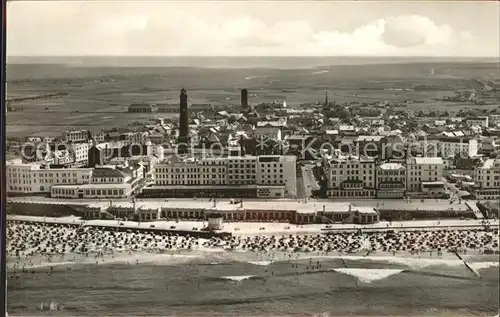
[91,168,125,179]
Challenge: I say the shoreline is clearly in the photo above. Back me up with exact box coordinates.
[7,249,500,274]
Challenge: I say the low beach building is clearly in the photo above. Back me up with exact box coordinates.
[138,207,161,222]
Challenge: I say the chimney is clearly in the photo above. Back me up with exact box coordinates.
[240,200,243,208]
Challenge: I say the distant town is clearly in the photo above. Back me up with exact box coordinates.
[5,86,500,225]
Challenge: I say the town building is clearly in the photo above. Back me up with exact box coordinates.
[87,142,163,167]
[465,116,489,128]
[376,163,406,198]
[62,130,90,143]
[471,158,500,200]
[119,132,150,144]
[326,156,376,199]
[254,120,285,141]
[425,137,478,158]
[406,157,445,197]
[127,103,157,113]
[68,142,90,163]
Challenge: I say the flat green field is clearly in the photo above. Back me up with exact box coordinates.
[6,61,500,137]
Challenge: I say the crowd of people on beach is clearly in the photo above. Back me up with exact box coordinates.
[7,221,499,266]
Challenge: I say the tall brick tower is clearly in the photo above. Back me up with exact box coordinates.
[177,88,190,154]
[241,89,248,110]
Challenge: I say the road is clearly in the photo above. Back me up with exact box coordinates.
[301,165,319,198]
[7,196,477,207]
[442,177,463,200]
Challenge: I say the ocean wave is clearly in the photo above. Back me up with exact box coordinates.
[221,275,256,282]
[333,268,403,283]
[245,76,265,80]
[21,261,74,269]
[312,70,329,75]
[402,270,478,281]
[247,260,274,266]
[306,255,470,270]
[468,262,500,271]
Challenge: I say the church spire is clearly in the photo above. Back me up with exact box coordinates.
[324,91,329,106]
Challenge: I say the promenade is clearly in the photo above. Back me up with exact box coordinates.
[7,196,475,212]
[8,214,498,236]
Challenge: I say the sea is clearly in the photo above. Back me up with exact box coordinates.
[7,251,500,316]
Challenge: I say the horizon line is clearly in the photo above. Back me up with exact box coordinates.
[7,55,500,59]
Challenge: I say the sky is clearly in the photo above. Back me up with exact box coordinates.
[6,1,500,57]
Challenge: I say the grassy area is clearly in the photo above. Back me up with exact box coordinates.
[6,61,500,137]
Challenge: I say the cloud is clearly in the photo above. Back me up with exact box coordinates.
[6,2,496,57]
[382,15,453,48]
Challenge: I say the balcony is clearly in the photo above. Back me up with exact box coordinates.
[378,182,405,190]
[340,179,364,190]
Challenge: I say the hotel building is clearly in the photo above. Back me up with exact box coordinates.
[406,157,445,197]
[6,159,144,199]
[326,156,376,198]
[376,163,406,198]
[471,158,500,200]
[425,137,478,158]
[142,155,297,198]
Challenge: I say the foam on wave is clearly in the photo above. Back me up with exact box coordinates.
[333,268,403,283]
[247,260,274,266]
[221,275,255,282]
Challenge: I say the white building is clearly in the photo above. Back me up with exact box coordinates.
[6,159,92,194]
[7,159,143,198]
[154,158,227,186]
[406,157,445,197]
[51,183,132,199]
[471,158,500,200]
[149,155,297,198]
[376,163,406,198]
[257,155,297,197]
[69,142,89,163]
[426,138,478,158]
[62,130,90,143]
[327,156,376,198]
